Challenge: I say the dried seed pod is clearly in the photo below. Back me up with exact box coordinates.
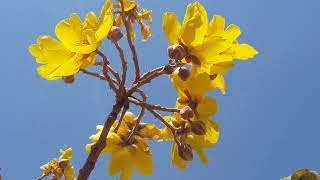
[167,44,186,60]
[178,67,190,81]
[178,143,193,161]
[108,26,123,42]
[63,75,75,84]
[191,121,206,135]
[180,106,194,120]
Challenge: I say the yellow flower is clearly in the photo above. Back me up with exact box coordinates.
[163,2,232,75]
[86,112,162,180]
[40,147,76,180]
[29,1,113,80]
[164,2,258,92]
[207,15,259,61]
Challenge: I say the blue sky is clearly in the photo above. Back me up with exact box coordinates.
[0,0,319,179]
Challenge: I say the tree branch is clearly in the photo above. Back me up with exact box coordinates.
[114,42,127,94]
[118,0,140,83]
[80,69,118,93]
[77,99,125,180]
[127,89,147,141]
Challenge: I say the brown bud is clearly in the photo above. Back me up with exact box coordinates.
[180,106,193,120]
[58,159,69,169]
[191,121,206,135]
[108,26,123,42]
[167,44,186,60]
[163,64,175,74]
[63,75,75,84]
[178,67,190,81]
[178,143,193,161]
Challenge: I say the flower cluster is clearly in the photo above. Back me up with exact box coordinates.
[39,148,76,180]
[161,1,258,170]
[30,1,258,180]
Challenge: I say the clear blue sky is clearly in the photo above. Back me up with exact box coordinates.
[0,0,319,179]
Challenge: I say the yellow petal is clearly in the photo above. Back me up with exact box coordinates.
[203,120,220,147]
[233,43,258,60]
[134,148,153,176]
[30,36,73,64]
[84,11,98,29]
[139,124,162,140]
[56,14,97,54]
[197,96,218,119]
[211,74,227,94]
[181,2,208,47]
[64,164,76,180]
[210,59,234,75]
[207,15,225,37]
[96,9,114,41]
[162,12,181,45]
[224,24,241,42]
[109,148,135,180]
[81,53,96,68]
[60,148,73,160]
[99,0,113,24]
[56,13,82,46]
[194,148,208,164]
[37,54,82,80]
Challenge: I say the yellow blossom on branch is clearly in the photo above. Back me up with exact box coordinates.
[29,1,113,80]
[86,112,162,180]
[39,147,76,180]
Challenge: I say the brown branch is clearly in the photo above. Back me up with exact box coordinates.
[118,0,140,83]
[80,69,108,81]
[35,174,50,180]
[129,99,180,113]
[80,69,118,93]
[95,51,121,83]
[127,89,147,141]
[114,42,127,93]
[78,98,125,180]
[128,66,165,94]
[114,104,129,133]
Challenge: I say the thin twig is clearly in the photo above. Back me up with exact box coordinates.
[118,0,140,83]
[114,42,127,93]
[95,51,121,83]
[127,89,147,141]
[35,173,50,180]
[80,69,108,81]
[128,66,165,94]
[80,69,118,93]
[129,100,180,113]
[114,104,129,133]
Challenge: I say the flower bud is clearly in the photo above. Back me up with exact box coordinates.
[58,159,69,169]
[63,75,75,84]
[167,44,186,60]
[178,143,193,161]
[178,67,190,81]
[163,64,175,74]
[191,121,206,135]
[108,26,123,42]
[180,106,193,120]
